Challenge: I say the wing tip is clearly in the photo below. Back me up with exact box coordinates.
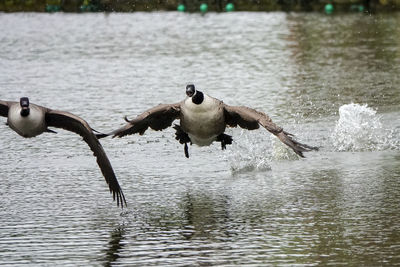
[278,132,318,158]
[112,190,127,209]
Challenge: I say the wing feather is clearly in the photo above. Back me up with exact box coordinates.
[0,100,12,118]
[45,110,126,207]
[108,103,181,138]
[223,104,318,157]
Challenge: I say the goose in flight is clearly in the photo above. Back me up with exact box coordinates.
[0,97,126,208]
[100,84,318,158]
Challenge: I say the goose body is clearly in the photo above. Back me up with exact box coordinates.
[0,98,126,208]
[180,93,225,146]
[102,84,318,158]
[7,103,46,138]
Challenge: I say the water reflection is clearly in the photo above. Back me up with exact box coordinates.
[103,226,126,267]
[180,192,231,240]
[302,152,400,265]
[284,13,400,118]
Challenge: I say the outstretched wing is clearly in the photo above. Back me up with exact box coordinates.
[0,100,13,118]
[45,109,126,208]
[106,103,182,138]
[223,104,318,157]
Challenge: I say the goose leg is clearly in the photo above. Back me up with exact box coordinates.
[216,133,233,150]
[173,124,191,158]
[184,143,189,158]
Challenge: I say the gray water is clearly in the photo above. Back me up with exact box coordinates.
[0,12,400,266]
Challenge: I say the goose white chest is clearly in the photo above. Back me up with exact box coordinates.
[8,105,46,138]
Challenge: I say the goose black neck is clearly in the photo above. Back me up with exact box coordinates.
[20,108,30,117]
[192,90,204,105]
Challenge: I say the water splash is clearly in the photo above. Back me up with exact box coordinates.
[226,131,272,174]
[226,130,303,174]
[331,103,392,151]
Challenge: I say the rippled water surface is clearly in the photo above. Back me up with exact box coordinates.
[1,12,400,266]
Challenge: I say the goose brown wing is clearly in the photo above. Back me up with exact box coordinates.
[0,100,13,117]
[109,103,181,138]
[223,104,318,157]
[45,109,126,208]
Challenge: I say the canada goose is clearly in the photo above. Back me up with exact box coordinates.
[0,97,126,208]
[100,84,318,158]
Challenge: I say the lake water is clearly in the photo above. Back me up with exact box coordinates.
[0,12,399,266]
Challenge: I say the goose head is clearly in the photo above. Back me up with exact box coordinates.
[20,97,30,117]
[186,84,196,97]
[186,84,204,105]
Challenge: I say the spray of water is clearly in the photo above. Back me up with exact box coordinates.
[331,103,394,151]
[225,131,271,174]
[226,130,301,174]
